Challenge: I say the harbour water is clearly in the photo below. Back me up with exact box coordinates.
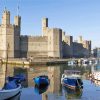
[0,63,100,100]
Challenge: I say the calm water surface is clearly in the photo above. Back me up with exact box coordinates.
[0,64,100,100]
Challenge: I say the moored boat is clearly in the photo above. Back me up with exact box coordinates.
[61,70,83,90]
[0,81,21,100]
[0,44,24,100]
[68,60,78,66]
[0,74,26,100]
[82,59,89,65]
[33,75,50,87]
[7,74,26,83]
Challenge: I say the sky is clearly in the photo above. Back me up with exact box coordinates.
[0,0,100,49]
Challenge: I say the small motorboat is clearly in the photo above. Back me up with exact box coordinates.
[0,80,21,100]
[33,75,50,87]
[0,74,26,100]
[61,70,83,90]
[82,59,89,65]
[89,60,93,65]
[0,44,25,100]
[8,91,21,100]
[68,60,78,66]
[7,74,26,83]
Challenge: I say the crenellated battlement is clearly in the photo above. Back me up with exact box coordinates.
[0,9,91,58]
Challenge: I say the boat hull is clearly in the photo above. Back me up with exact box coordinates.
[62,78,82,90]
[0,84,21,100]
[33,76,49,87]
[63,82,76,89]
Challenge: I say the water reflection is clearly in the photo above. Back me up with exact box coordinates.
[0,64,100,100]
[34,84,49,94]
[0,65,5,88]
[63,87,82,100]
[89,64,100,87]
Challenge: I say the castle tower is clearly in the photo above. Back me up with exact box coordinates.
[2,9,10,25]
[0,9,14,58]
[14,15,21,57]
[13,5,21,57]
[42,18,48,28]
[48,28,62,58]
[62,35,73,58]
[14,16,21,27]
[42,18,48,36]
[78,36,83,43]
[0,9,21,58]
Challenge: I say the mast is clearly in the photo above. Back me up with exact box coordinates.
[4,0,7,10]
[17,0,20,16]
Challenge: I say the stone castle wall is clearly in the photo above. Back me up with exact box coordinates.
[20,35,48,58]
[62,33,73,58]
[0,10,91,59]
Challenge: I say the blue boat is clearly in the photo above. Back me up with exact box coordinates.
[0,74,26,100]
[7,74,26,83]
[61,70,83,90]
[33,75,50,87]
[0,44,26,100]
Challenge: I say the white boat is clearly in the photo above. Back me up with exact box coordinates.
[0,84,21,100]
[0,44,22,100]
[94,60,98,65]
[61,70,83,90]
[89,60,93,65]
[68,60,77,66]
[82,59,89,64]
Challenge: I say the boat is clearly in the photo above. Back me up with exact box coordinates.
[82,59,89,65]
[33,75,50,87]
[0,80,21,100]
[61,70,83,90]
[68,60,75,66]
[89,60,93,65]
[0,44,26,100]
[68,60,78,66]
[7,74,26,83]
[7,92,21,100]
[0,74,26,100]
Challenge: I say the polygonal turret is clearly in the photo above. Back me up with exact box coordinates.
[14,16,21,27]
[2,9,10,25]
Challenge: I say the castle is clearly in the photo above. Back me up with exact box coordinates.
[0,9,91,59]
